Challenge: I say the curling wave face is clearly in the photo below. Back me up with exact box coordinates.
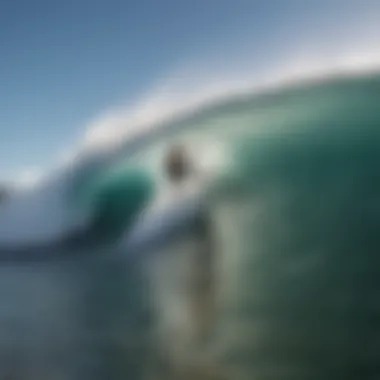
[0,72,379,379]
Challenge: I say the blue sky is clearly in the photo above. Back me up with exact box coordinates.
[1,0,379,183]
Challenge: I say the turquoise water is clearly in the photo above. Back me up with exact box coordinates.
[124,73,380,380]
[2,72,380,379]
[209,74,380,379]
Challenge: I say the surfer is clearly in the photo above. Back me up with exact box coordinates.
[140,142,219,379]
[164,143,216,350]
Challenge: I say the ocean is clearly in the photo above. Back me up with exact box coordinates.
[0,72,380,379]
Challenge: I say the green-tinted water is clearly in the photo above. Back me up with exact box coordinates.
[79,73,380,379]
[4,73,380,380]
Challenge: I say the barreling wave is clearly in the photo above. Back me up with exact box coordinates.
[1,71,380,262]
[0,70,380,379]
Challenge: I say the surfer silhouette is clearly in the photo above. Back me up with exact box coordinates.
[164,143,216,351]
[135,143,218,378]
